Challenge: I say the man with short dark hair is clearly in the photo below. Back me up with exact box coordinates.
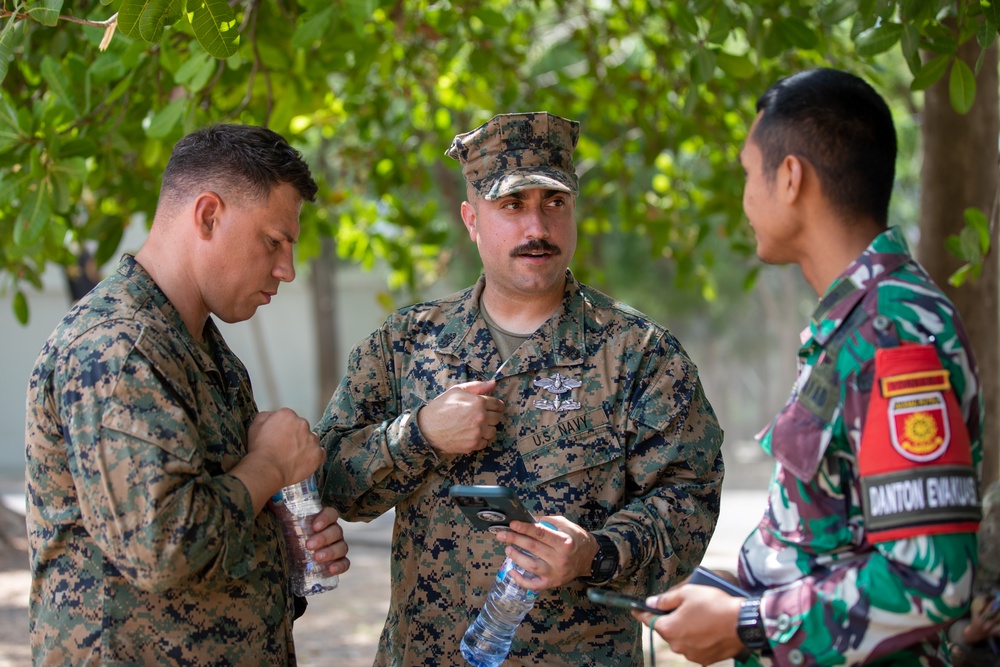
[26,124,350,665]
[635,68,983,666]
[316,112,725,666]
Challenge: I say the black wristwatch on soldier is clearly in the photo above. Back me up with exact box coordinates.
[736,597,769,659]
[583,533,618,584]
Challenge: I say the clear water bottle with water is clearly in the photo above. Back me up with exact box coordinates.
[460,548,541,667]
[271,473,339,596]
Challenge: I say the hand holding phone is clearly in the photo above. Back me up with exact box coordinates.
[587,587,665,615]
[449,485,536,534]
[980,592,1000,623]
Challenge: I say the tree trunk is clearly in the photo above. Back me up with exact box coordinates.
[311,237,341,418]
[917,43,999,488]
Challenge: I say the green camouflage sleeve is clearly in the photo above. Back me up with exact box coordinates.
[57,322,258,590]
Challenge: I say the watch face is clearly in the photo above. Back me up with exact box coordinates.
[591,536,618,582]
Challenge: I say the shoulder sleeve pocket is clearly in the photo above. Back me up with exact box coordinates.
[101,328,198,463]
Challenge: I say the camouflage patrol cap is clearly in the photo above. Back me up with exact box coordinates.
[445,112,580,200]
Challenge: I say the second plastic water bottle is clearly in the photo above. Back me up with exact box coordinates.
[460,553,539,667]
[272,474,339,597]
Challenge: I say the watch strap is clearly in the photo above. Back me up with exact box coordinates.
[736,597,768,653]
[583,533,617,584]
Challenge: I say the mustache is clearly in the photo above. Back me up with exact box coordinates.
[510,239,561,257]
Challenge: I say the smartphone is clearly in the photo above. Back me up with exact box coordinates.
[687,566,749,597]
[587,587,664,615]
[449,485,536,534]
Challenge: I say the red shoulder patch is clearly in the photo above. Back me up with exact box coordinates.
[859,342,979,544]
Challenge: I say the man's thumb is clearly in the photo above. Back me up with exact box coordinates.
[455,379,497,395]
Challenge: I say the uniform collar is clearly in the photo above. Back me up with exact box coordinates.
[435,270,586,378]
[117,253,230,376]
[809,226,911,346]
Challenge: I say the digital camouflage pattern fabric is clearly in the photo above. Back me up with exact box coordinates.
[26,255,297,666]
[738,227,984,667]
[974,481,1000,593]
[316,270,725,666]
[445,112,580,200]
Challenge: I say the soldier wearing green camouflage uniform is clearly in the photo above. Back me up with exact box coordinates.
[26,124,348,666]
[635,69,983,667]
[316,112,725,666]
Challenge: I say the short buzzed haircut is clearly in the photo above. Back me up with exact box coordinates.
[753,68,896,226]
[159,124,318,211]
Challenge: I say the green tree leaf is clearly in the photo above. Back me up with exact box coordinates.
[910,54,951,90]
[715,51,756,79]
[900,23,921,73]
[985,0,1000,25]
[344,0,376,35]
[774,17,819,50]
[949,58,976,114]
[189,0,240,59]
[25,0,64,27]
[948,263,976,287]
[117,0,181,44]
[672,4,701,35]
[690,47,717,85]
[0,10,20,87]
[146,98,187,139]
[15,178,53,247]
[40,54,76,112]
[292,7,336,50]
[964,206,991,252]
[173,49,214,91]
[818,0,858,24]
[854,21,904,56]
[977,6,998,47]
[12,290,28,325]
[0,96,21,151]
[920,22,958,54]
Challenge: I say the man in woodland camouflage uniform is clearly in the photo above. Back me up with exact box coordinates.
[636,69,983,666]
[315,112,725,665]
[26,124,350,666]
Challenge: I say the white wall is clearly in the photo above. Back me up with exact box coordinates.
[0,272,73,476]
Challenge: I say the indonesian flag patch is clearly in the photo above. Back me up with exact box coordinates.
[859,342,980,544]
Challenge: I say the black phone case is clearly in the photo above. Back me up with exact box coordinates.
[586,587,662,614]
[449,485,536,533]
[687,566,749,597]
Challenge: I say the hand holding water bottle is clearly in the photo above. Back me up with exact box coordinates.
[461,525,556,667]
[272,474,346,596]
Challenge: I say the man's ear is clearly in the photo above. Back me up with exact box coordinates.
[781,155,804,204]
[193,192,223,239]
[460,200,477,241]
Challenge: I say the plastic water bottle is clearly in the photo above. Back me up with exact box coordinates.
[272,474,339,596]
[460,548,541,666]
